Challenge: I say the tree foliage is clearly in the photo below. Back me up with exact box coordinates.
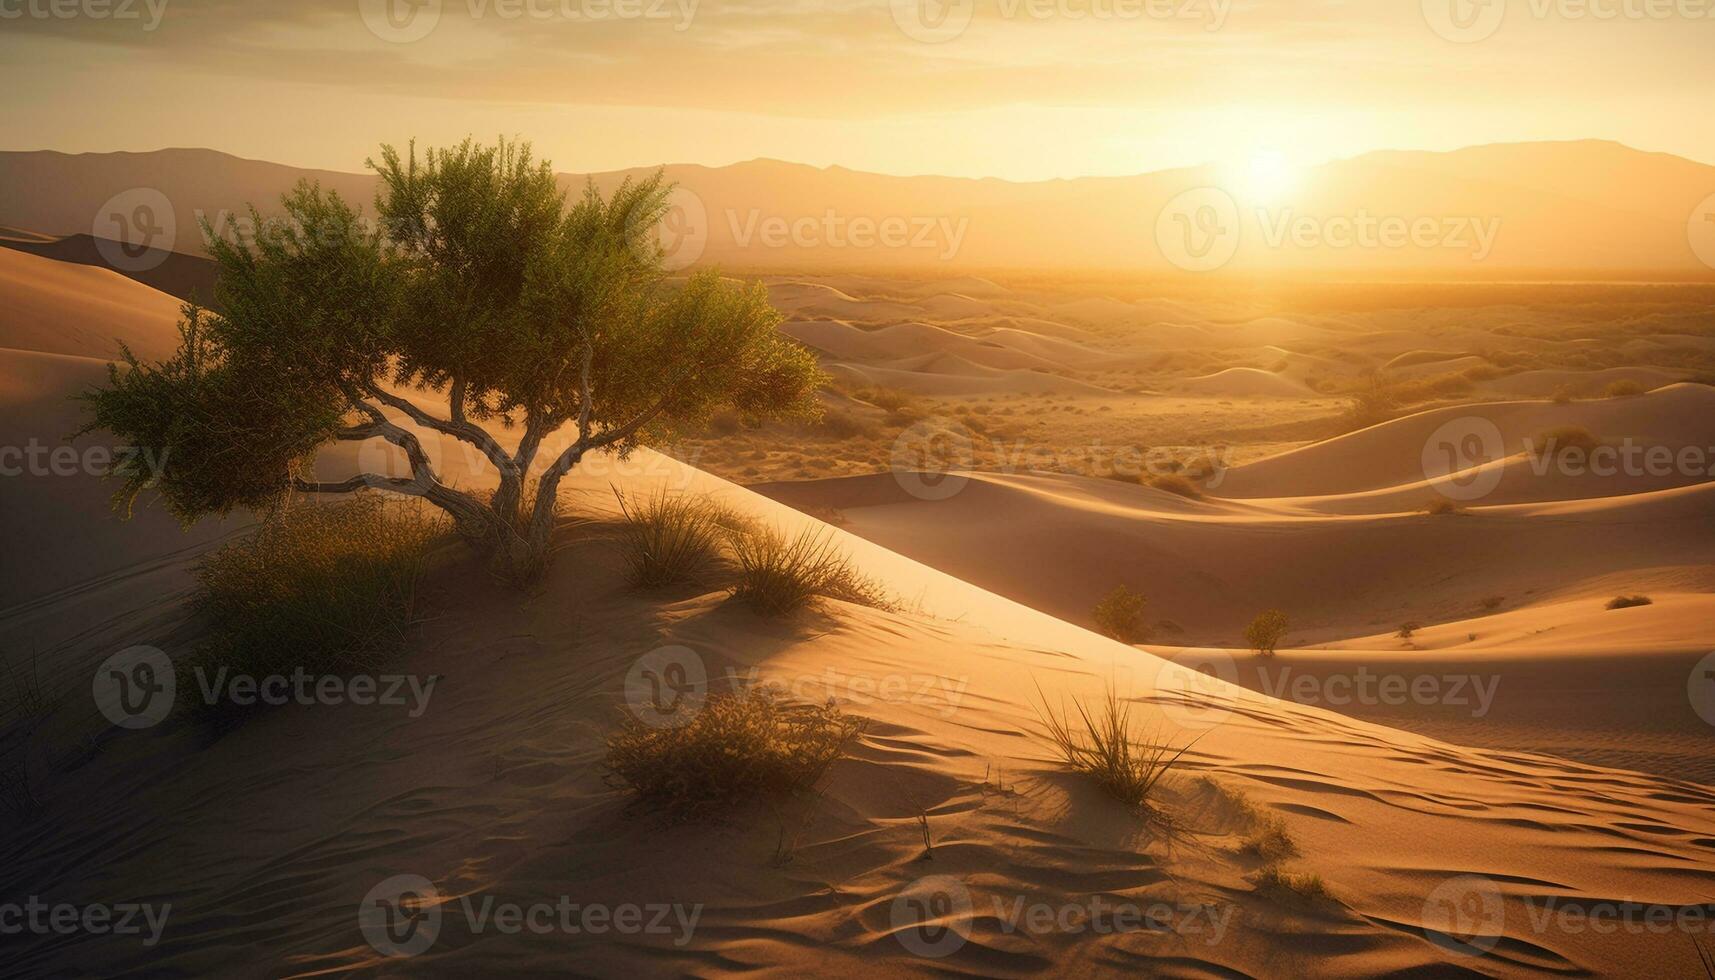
[80,138,823,578]
[1244,609,1290,657]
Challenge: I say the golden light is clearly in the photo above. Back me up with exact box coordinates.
[1231,149,1302,204]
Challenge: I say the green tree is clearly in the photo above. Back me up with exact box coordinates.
[79,138,822,580]
[1244,609,1289,657]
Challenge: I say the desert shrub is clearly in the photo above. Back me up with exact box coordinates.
[1605,595,1653,610]
[1479,595,1505,612]
[1342,373,1399,428]
[707,407,744,436]
[1092,585,1151,644]
[1035,684,1196,820]
[1244,610,1289,657]
[730,526,892,615]
[1244,814,1300,861]
[816,407,876,439]
[1531,425,1601,459]
[1424,498,1465,516]
[1550,384,1579,404]
[614,489,724,588]
[1396,622,1421,640]
[186,496,443,696]
[1251,864,1335,905]
[1148,474,1203,499]
[1604,379,1647,397]
[604,689,863,821]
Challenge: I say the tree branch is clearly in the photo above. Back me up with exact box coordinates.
[363,382,517,480]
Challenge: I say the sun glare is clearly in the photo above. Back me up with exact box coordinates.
[1232,149,1301,204]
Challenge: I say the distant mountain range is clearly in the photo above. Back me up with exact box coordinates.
[3,141,1713,277]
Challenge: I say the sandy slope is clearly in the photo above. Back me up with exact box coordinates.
[0,247,185,362]
[5,450,1715,977]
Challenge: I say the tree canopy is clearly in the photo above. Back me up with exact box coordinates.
[81,138,823,578]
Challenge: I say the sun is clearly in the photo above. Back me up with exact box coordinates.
[1231,149,1302,204]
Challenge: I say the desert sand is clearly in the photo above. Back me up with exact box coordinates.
[4,255,1715,977]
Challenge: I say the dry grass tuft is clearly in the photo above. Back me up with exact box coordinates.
[604,689,864,821]
[614,488,724,588]
[187,496,444,703]
[1605,594,1653,610]
[1035,684,1197,820]
[1251,863,1336,905]
[730,525,894,615]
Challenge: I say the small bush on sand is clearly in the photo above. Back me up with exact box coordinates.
[1396,622,1421,640]
[187,497,443,692]
[1251,863,1336,905]
[1604,379,1647,398]
[1424,498,1465,516]
[1606,595,1653,610]
[1531,425,1601,459]
[1147,474,1203,499]
[730,526,893,615]
[1035,684,1197,820]
[1244,610,1290,657]
[1479,595,1505,612]
[1092,585,1151,644]
[1198,776,1299,860]
[604,689,863,821]
[615,489,723,588]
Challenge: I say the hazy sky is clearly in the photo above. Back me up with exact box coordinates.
[1,0,1711,180]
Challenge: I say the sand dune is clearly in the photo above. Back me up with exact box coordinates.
[7,446,1715,976]
[6,254,1715,976]
[0,246,185,361]
[1177,367,1311,397]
